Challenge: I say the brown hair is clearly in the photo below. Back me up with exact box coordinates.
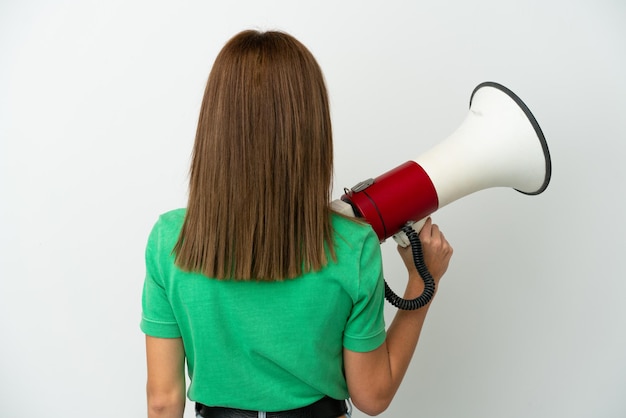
[174,30,335,281]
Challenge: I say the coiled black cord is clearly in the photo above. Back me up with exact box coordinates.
[384,224,436,310]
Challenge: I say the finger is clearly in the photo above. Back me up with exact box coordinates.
[429,224,441,242]
[420,217,432,238]
[440,233,453,253]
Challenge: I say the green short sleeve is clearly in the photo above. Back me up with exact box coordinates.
[140,218,181,338]
[342,228,386,352]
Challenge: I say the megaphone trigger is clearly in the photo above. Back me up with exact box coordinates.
[393,219,428,248]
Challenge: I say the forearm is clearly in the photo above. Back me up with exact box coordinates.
[348,274,434,415]
[346,220,451,415]
[384,273,433,394]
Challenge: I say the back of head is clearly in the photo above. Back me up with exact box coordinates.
[175,30,334,281]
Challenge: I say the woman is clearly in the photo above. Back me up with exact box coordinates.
[141,30,453,418]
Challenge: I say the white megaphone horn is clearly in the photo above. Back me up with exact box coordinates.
[332,81,551,245]
[331,82,552,310]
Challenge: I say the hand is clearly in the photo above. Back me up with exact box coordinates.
[397,217,453,283]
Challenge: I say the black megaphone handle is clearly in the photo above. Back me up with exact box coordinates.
[384,224,436,310]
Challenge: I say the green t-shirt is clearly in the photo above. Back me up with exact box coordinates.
[141,208,386,411]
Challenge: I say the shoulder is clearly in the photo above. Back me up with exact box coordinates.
[330,212,379,254]
[153,208,186,233]
[147,208,186,248]
[331,212,376,238]
[158,208,186,224]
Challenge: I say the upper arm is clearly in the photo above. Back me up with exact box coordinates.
[343,344,393,416]
[145,336,186,408]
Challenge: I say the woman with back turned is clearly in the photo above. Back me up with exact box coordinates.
[141,29,453,418]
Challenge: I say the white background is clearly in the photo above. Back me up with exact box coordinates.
[1,1,625,417]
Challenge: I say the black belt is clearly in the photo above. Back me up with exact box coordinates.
[195,396,348,418]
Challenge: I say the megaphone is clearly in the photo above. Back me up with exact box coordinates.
[331,82,551,309]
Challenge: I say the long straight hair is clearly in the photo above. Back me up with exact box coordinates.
[174,30,335,281]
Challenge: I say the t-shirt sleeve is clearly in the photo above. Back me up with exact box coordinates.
[140,218,182,338]
[343,228,386,352]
